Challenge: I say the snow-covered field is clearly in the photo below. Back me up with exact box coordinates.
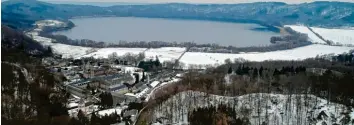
[35,20,66,29]
[284,25,327,44]
[180,44,354,68]
[311,27,354,46]
[151,91,354,125]
[81,47,147,58]
[285,25,354,46]
[145,47,186,62]
[28,20,354,68]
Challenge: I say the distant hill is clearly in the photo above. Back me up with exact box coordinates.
[2,0,354,29]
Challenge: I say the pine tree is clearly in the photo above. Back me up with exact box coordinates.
[259,66,264,76]
[253,68,258,78]
[141,71,146,82]
[69,117,82,125]
[47,46,53,55]
[90,112,99,125]
[77,110,88,125]
[86,84,91,90]
[107,92,113,108]
[273,69,280,76]
[155,56,161,67]
[236,65,242,75]
[228,67,233,74]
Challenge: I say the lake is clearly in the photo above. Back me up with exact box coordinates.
[53,17,280,47]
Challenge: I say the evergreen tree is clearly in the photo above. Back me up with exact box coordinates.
[259,66,264,76]
[236,65,242,75]
[77,110,89,125]
[273,68,280,76]
[47,46,53,55]
[155,56,161,67]
[99,93,106,109]
[112,110,121,123]
[241,65,250,75]
[253,68,258,78]
[86,84,91,90]
[69,117,82,125]
[141,71,146,82]
[228,67,233,74]
[90,112,99,125]
[107,92,113,108]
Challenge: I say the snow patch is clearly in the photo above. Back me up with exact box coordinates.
[180,44,354,68]
[149,81,160,88]
[151,91,353,125]
[145,47,186,62]
[82,48,146,59]
[311,27,354,46]
[285,25,327,44]
[97,106,127,116]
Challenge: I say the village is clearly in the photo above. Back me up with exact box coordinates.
[42,52,184,125]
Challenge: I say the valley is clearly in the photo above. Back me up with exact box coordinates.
[2,0,354,125]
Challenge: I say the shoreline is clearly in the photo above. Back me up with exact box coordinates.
[46,17,282,48]
[26,21,354,68]
[63,16,282,33]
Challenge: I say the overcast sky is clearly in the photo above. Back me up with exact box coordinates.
[39,0,354,4]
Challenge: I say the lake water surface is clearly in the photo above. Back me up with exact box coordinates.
[53,17,280,47]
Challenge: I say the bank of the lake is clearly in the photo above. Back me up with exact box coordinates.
[53,17,281,47]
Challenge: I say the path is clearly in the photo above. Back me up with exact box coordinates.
[307,26,332,45]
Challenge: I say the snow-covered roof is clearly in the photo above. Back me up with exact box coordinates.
[68,103,79,108]
[97,106,127,116]
[149,81,160,88]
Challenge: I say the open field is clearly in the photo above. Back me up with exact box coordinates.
[284,25,327,44]
[311,27,354,46]
[179,44,354,68]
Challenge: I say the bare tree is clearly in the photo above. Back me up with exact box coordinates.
[137,52,145,62]
[108,52,118,61]
[163,60,175,70]
[224,58,232,65]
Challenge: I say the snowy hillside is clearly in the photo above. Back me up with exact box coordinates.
[284,25,327,44]
[145,47,186,62]
[311,27,354,46]
[151,91,354,125]
[180,44,354,68]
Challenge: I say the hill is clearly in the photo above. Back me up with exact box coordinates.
[2,0,354,29]
[1,25,70,125]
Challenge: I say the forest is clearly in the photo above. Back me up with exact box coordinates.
[136,52,354,125]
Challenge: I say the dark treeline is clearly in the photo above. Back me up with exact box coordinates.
[98,92,113,109]
[136,52,354,124]
[2,25,52,57]
[2,25,70,125]
[40,32,200,48]
[69,110,122,125]
[189,104,249,125]
[39,20,75,33]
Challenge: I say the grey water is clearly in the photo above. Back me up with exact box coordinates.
[53,17,280,47]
